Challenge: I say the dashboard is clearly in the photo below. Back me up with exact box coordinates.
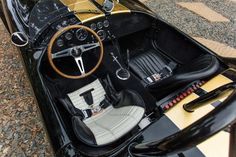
[47,13,152,48]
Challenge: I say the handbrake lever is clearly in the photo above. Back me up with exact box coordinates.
[183,82,236,112]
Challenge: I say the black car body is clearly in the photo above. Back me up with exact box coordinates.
[1,0,236,156]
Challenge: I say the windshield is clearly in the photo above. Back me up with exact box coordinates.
[29,0,69,42]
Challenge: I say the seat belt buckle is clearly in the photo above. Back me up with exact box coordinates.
[146,73,161,84]
[92,105,102,113]
[145,66,173,84]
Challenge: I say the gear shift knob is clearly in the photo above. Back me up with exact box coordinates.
[110,52,130,80]
[116,68,130,80]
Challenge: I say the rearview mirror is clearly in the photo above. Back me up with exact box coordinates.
[102,0,114,13]
[11,32,29,47]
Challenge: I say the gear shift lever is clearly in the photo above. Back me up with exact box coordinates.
[110,52,130,80]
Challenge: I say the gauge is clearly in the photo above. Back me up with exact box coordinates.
[76,29,88,41]
[56,39,64,47]
[70,17,78,24]
[90,23,97,31]
[65,32,73,40]
[97,22,103,29]
[97,30,106,41]
[103,20,109,28]
[61,20,68,27]
[56,24,62,30]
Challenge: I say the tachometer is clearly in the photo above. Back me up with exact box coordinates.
[97,30,106,41]
[76,29,88,41]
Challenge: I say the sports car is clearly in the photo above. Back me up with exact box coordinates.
[0,0,236,156]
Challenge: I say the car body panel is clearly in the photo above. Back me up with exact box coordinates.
[140,69,235,157]
[0,0,235,156]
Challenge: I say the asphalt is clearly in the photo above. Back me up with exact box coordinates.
[0,0,235,156]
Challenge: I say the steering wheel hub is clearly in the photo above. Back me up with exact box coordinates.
[72,48,82,57]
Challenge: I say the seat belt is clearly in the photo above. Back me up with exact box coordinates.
[79,88,94,106]
[78,86,117,119]
[144,61,177,84]
[59,97,93,120]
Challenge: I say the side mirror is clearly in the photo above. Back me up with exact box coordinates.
[11,32,29,47]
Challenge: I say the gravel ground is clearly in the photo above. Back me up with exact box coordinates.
[0,21,53,156]
[0,0,235,156]
[145,0,236,48]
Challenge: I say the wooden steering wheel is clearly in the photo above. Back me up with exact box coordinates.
[47,25,104,79]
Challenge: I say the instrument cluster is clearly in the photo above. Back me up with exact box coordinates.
[55,29,89,48]
[89,20,110,41]
[54,18,112,48]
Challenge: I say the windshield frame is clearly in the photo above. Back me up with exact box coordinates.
[29,0,71,43]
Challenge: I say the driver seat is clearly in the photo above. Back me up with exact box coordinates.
[59,79,145,146]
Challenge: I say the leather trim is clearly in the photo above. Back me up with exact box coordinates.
[148,54,219,91]
[129,50,220,97]
[58,98,97,145]
[58,79,146,146]
[129,50,168,79]
[114,90,146,109]
[72,116,97,145]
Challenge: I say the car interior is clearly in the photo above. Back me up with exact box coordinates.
[37,11,223,155]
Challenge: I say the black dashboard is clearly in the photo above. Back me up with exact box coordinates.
[48,13,152,48]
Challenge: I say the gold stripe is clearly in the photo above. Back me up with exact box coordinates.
[166,74,233,128]
[95,0,130,14]
[60,0,105,23]
[166,93,214,128]
[165,73,233,157]
[201,74,233,92]
[197,131,230,157]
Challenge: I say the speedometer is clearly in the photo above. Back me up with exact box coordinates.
[76,29,88,41]
[65,32,73,40]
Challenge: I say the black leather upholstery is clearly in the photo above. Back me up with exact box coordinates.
[58,98,97,145]
[58,84,146,146]
[72,116,97,145]
[129,50,220,97]
[129,51,168,80]
[114,90,146,108]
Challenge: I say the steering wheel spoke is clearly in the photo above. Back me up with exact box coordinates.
[79,42,100,52]
[52,48,72,59]
[75,56,85,75]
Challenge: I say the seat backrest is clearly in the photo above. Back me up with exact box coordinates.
[67,79,106,110]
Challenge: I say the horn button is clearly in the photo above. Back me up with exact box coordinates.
[72,48,83,57]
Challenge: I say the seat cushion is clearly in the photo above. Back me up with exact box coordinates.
[66,79,145,146]
[129,50,219,97]
[129,50,168,80]
[148,54,220,92]
[84,105,144,145]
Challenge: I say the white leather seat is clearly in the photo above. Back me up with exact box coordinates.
[67,79,145,146]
